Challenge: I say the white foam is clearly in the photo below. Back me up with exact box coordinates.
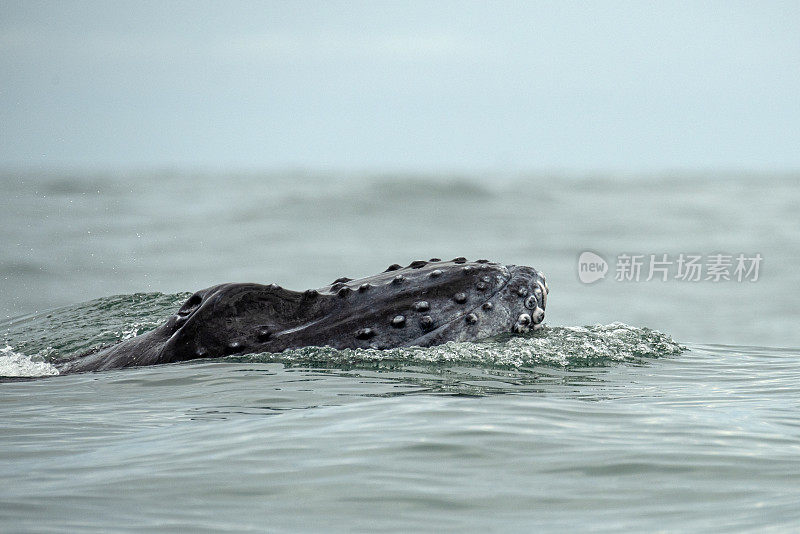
[0,345,60,377]
[237,322,684,370]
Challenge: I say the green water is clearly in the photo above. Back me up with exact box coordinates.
[2,171,799,531]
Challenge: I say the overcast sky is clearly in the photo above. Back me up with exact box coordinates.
[1,1,798,172]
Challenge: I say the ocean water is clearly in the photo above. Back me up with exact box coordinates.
[2,171,800,531]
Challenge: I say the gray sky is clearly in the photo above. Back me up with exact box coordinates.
[1,1,799,172]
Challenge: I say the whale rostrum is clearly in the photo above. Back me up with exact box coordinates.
[58,258,548,373]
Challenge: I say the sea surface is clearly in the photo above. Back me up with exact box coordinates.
[2,171,799,532]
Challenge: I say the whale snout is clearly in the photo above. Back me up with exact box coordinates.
[504,265,548,334]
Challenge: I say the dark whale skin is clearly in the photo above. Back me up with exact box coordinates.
[57,258,548,373]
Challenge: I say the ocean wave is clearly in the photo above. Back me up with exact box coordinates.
[1,292,189,364]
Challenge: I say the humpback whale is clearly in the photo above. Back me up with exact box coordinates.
[57,258,548,373]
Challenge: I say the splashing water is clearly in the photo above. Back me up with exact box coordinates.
[0,345,59,377]
[234,323,683,370]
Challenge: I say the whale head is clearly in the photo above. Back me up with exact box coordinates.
[159,258,549,357]
[58,258,549,373]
